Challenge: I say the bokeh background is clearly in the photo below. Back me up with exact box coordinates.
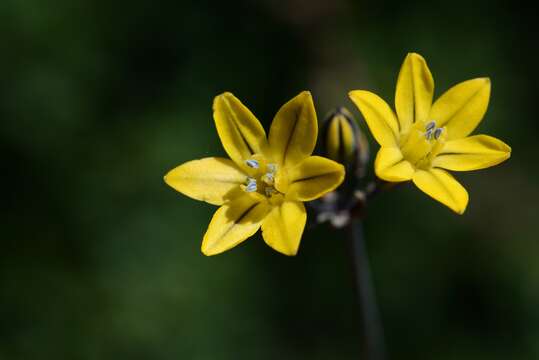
[1,0,537,359]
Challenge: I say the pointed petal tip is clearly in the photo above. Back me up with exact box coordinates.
[455,198,469,215]
[474,77,491,89]
[406,52,425,60]
[297,90,314,103]
[445,193,468,215]
[454,191,469,215]
[265,239,299,256]
[348,89,365,97]
[201,244,220,256]
[163,169,175,186]
[212,92,234,106]
[499,138,512,155]
[453,188,469,215]
[348,90,370,102]
[280,249,298,256]
[348,90,380,101]
[296,90,313,104]
[470,77,491,86]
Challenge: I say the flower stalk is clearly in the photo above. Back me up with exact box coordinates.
[348,219,386,360]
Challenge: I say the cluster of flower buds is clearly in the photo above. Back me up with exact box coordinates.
[310,107,370,227]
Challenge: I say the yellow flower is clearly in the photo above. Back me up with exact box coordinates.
[349,53,511,214]
[165,91,345,255]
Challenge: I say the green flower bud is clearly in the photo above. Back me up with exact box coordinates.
[321,107,369,177]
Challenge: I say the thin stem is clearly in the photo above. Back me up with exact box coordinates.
[348,219,387,360]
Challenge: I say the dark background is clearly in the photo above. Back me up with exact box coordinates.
[1,0,537,359]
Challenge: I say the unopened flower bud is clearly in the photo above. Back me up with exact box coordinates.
[321,107,369,177]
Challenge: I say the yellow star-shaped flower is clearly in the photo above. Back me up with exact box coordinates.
[165,91,345,255]
[349,53,511,214]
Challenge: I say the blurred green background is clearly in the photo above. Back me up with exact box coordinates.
[1,0,537,359]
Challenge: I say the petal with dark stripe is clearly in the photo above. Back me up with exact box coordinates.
[429,78,491,140]
[284,156,345,201]
[261,201,306,256]
[268,91,317,167]
[433,134,511,171]
[213,93,269,168]
[164,157,247,206]
[412,168,468,214]
[395,53,434,131]
[202,194,269,256]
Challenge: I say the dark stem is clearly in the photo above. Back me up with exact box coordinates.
[348,218,387,360]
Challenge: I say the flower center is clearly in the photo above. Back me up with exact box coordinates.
[242,158,281,198]
[400,120,446,169]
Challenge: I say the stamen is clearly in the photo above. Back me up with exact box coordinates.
[245,159,260,169]
[265,187,275,197]
[434,128,443,139]
[267,164,277,173]
[425,129,434,140]
[262,172,274,185]
[245,178,257,192]
[425,121,436,131]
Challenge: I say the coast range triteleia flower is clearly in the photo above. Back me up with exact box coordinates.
[165,91,345,255]
[349,53,511,214]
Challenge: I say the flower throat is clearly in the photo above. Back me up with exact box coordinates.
[400,120,446,169]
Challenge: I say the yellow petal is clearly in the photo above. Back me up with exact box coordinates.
[429,78,491,140]
[261,201,306,256]
[374,147,415,182]
[268,91,317,167]
[348,90,399,147]
[164,157,247,205]
[433,135,511,171]
[412,168,469,214]
[285,156,345,201]
[395,53,434,132]
[213,92,269,167]
[202,194,269,256]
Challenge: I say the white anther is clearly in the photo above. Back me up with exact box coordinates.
[245,178,257,192]
[262,172,274,185]
[434,128,443,139]
[267,164,277,173]
[425,129,434,140]
[245,159,260,169]
[426,121,436,131]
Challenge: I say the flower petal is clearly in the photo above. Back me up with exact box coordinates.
[374,147,415,182]
[284,156,345,201]
[213,92,269,167]
[412,168,469,214]
[261,201,306,256]
[201,194,269,256]
[429,78,491,140]
[395,52,434,131]
[433,135,511,171]
[349,90,399,147]
[268,91,317,167]
[164,157,247,205]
